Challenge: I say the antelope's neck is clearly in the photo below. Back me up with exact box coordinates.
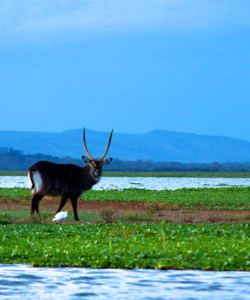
[83,165,100,186]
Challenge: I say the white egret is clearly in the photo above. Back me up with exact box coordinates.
[52,211,69,222]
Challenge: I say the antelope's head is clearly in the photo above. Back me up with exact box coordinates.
[82,128,113,179]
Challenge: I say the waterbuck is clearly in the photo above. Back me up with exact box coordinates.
[28,128,113,220]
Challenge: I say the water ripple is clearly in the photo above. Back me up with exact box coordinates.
[0,264,249,299]
[0,176,249,190]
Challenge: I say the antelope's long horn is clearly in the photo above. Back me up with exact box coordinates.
[99,129,114,161]
[83,128,95,160]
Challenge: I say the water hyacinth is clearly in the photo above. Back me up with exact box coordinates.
[0,223,249,270]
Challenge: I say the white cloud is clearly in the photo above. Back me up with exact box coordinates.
[0,0,249,42]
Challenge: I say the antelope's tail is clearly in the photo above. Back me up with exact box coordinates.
[27,170,34,190]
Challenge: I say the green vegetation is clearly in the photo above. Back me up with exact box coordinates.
[1,187,249,210]
[0,185,249,270]
[0,170,250,177]
[0,223,248,270]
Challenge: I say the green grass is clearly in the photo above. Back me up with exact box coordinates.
[0,170,250,177]
[0,188,31,197]
[0,211,102,224]
[79,187,250,210]
[1,187,249,210]
[0,171,27,176]
[104,171,250,178]
[0,223,249,270]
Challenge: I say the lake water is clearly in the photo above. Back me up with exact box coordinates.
[0,176,249,190]
[0,264,249,300]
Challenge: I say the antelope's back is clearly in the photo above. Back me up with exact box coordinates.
[28,161,84,196]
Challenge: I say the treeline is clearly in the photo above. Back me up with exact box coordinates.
[0,148,81,171]
[107,160,250,172]
[0,148,250,172]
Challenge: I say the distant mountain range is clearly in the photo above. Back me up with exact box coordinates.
[0,129,249,163]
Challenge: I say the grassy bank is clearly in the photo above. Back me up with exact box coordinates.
[1,187,249,210]
[1,186,249,270]
[0,171,250,177]
[0,223,248,270]
[103,172,250,178]
[0,171,27,176]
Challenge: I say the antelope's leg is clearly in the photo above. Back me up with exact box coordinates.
[55,196,68,214]
[31,193,43,216]
[70,197,80,221]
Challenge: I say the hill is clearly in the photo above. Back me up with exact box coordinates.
[0,129,249,163]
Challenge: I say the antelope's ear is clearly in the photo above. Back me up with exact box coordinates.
[102,157,113,165]
[82,156,92,164]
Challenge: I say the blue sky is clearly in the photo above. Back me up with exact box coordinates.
[0,0,249,141]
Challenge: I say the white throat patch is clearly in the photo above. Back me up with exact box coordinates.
[90,171,101,182]
[92,175,101,182]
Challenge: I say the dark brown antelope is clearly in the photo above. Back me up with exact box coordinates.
[28,128,113,220]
